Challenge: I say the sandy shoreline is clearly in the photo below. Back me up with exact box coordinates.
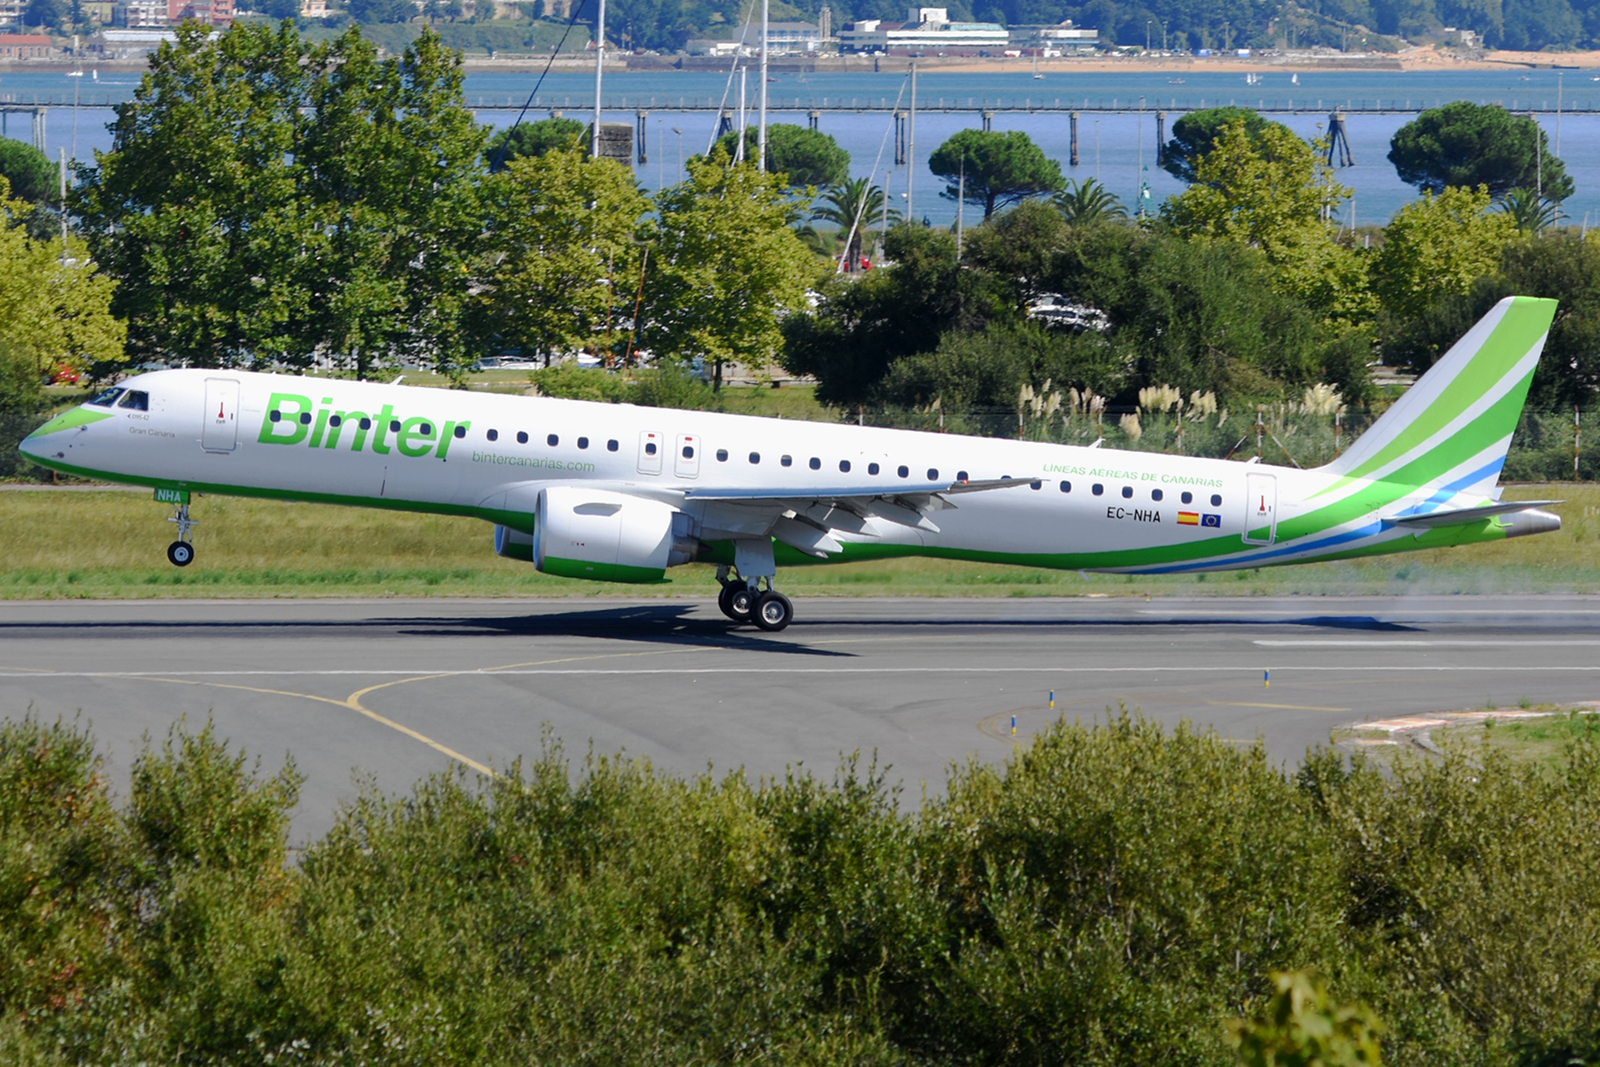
[3,42,1598,75]
[921,45,1600,74]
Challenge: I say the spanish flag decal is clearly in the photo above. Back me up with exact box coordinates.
[1177,511,1200,526]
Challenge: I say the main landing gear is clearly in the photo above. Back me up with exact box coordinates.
[166,500,197,567]
[715,548,794,633]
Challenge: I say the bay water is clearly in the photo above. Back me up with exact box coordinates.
[12,64,1600,228]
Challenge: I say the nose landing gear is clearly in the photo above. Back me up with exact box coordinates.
[165,498,197,567]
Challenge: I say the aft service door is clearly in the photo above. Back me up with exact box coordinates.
[673,433,701,479]
[1243,472,1277,545]
[637,430,663,475]
[202,378,239,452]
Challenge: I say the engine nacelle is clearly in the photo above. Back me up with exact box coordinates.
[493,524,535,563]
[530,486,698,583]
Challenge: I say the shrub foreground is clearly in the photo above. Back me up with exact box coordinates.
[2,712,1597,1066]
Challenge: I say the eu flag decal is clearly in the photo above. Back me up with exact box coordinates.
[1201,513,1223,528]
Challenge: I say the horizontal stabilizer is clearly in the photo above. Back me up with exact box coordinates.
[1384,500,1563,528]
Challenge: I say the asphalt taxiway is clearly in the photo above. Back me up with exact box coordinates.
[3,594,1596,845]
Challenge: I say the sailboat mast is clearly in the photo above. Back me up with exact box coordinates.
[758,0,769,170]
[591,0,605,158]
[906,60,916,223]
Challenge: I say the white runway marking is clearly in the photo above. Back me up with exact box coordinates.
[1254,639,1600,648]
[1149,608,1600,616]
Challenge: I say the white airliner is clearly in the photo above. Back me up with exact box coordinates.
[19,297,1563,632]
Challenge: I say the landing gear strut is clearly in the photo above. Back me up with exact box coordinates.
[166,501,197,567]
[716,546,794,632]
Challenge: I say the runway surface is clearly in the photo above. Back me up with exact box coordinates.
[4,594,1597,846]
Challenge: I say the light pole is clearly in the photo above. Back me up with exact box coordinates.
[1162,21,1167,49]
[671,126,683,180]
[1145,19,1151,51]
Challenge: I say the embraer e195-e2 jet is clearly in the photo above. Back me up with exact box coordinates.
[18,296,1564,632]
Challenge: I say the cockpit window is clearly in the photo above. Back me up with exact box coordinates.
[117,390,149,411]
[87,387,124,407]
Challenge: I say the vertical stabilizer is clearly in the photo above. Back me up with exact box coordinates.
[1324,296,1557,498]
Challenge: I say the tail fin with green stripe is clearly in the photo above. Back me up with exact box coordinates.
[1325,296,1557,497]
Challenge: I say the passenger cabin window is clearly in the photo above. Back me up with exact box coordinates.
[897,465,909,478]
[359,417,372,430]
[957,470,969,482]
[1181,491,1193,504]
[682,444,695,458]
[577,437,589,449]
[268,410,283,423]
[645,442,657,455]
[389,420,401,433]
[118,391,149,411]
[1121,486,1133,499]
[517,431,529,445]
[547,434,559,447]
[716,449,729,462]
[1211,494,1223,507]
[452,425,466,439]
[1092,484,1104,496]
[299,412,312,425]
[607,439,619,452]
[840,460,851,473]
[749,452,760,464]
[868,462,880,475]
[1031,480,1042,490]
[809,457,821,470]
[1151,489,1163,501]
[487,429,499,442]
[927,469,939,481]
[329,415,342,427]
[1059,480,1072,493]
[88,387,124,407]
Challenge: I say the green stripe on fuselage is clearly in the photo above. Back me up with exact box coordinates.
[25,407,114,437]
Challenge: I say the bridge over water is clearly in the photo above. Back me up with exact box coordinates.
[2,93,1592,114]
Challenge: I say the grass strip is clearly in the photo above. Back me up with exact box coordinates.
[0,483,1593,600]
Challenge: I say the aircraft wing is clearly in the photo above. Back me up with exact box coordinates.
[1383,500,1564,528]
[681,478,1037,556]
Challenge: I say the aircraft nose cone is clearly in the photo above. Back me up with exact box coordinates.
[17,426,46,459]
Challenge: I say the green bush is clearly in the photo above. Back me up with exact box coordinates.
[4,712,1600,1064]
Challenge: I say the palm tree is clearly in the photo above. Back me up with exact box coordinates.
[810,178,901,270]
[1499,187,1563,234]
[1053,178,1128,225]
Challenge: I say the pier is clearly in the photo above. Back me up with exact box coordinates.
[2,92,1596,115]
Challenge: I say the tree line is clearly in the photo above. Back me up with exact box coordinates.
[4,19,1599,482]
[782,102,1597,479]
[2,709,1598,1064]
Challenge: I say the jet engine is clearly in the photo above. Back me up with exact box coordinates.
[492,486,698,582]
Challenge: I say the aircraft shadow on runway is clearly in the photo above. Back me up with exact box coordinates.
[0,605,1432,651]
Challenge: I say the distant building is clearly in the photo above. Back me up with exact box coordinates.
[300,0,328,16]
[1017,20,1099,53]
[837,6,1007,55]
[687,19,823,56]
[112,0,231,28]
[98,26,181,51]
[0,33,54,57]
